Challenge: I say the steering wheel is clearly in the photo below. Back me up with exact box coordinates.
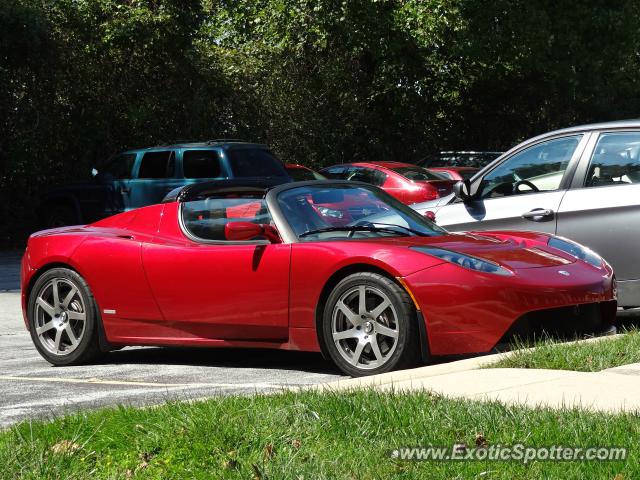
[513,180,539,193]
[483,182,514,198]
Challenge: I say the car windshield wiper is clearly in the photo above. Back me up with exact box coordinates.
[299,225,413,238]
[365,222,428,237]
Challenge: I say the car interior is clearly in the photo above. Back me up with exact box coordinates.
[587,139,640,186]
[478,137,579,198]
[182,195,271,241]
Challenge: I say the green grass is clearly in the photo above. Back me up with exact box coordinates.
[1,389,639,479]
[490,328,640,372]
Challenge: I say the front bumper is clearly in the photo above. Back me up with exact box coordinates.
[495,301,617,349]
[404,260,616,356]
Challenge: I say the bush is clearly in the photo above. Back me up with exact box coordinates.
[1,0,639,246]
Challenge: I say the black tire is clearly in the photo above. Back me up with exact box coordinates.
[321,272,421,377]
[27,268,103,366]
[44,204,78,228]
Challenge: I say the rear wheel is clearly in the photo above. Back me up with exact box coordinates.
[322,272,420,377]
[27,268,102,366]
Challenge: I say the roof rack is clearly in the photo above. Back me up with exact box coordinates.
[206,138,246,145]
[152,139,198,147]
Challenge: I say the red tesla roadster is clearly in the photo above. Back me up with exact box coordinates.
[21,180,616,376]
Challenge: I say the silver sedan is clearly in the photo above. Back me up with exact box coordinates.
[412,120,640,307]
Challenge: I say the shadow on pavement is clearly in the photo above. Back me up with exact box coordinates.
[615,308,640,330]
[100,346,341,376]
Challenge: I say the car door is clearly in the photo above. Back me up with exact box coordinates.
[128,150,183,209]
[557,130,640,305]
[142,197,291,340]
[432,134,588,233]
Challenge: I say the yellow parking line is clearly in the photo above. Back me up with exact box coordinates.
[0,375,279,389]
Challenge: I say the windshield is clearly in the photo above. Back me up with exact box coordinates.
[276,184,447,241]
[392,166,446,181]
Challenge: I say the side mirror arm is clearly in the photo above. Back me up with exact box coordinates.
[262,225,282,244]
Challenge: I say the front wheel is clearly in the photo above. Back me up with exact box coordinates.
[322,272,420,377]
[27,268,102,366]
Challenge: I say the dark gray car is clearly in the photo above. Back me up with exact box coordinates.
[412,120,640,307]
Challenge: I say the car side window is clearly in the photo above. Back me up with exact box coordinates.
[479,136,581,198]
[102,153,136,179]
[322,166,348,179]
[183,150,223,179]
[585,132,640,187]
[181,196,272,242]
[348,167,387,186]
[226,148,288,177]
[137,151,175,179]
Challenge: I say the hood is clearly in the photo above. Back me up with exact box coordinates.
[369,232,575,270]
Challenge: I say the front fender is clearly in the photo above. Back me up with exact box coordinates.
[288,242,445,330]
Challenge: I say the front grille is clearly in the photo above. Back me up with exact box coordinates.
[496,300,617,348]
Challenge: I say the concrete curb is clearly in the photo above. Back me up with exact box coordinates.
[313,333,624,392]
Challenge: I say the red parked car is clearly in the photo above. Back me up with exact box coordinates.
[427,167,479,181]
[320,161,456,205]
[285,163,326,181]
[21,180,616,377]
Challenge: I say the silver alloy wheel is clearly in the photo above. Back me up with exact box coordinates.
[34,278,86,356]
[331,284,400,370]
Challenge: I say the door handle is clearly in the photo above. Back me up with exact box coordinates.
[120,186,130,194]
[521,208,554,221]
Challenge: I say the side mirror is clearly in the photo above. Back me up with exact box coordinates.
[453,179,472,201]
[91,167,99,177]
[224,222,280,243]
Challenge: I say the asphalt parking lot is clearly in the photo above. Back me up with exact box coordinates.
[0,253,344,427]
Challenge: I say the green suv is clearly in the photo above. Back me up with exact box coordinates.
[38,140,290,227]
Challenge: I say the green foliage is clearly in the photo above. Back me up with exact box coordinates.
[1,0,640,244]
[490,329,640,372]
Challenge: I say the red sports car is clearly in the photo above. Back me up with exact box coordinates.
[427,167,479,181]
[320,161,456,205]
[21,180,616,377]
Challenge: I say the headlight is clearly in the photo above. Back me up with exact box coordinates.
[411,246,513,276]
[547,237,603,268]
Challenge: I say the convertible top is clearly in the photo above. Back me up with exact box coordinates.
[162,177,292,203]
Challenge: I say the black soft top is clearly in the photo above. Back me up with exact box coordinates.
[162,177,292,203]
